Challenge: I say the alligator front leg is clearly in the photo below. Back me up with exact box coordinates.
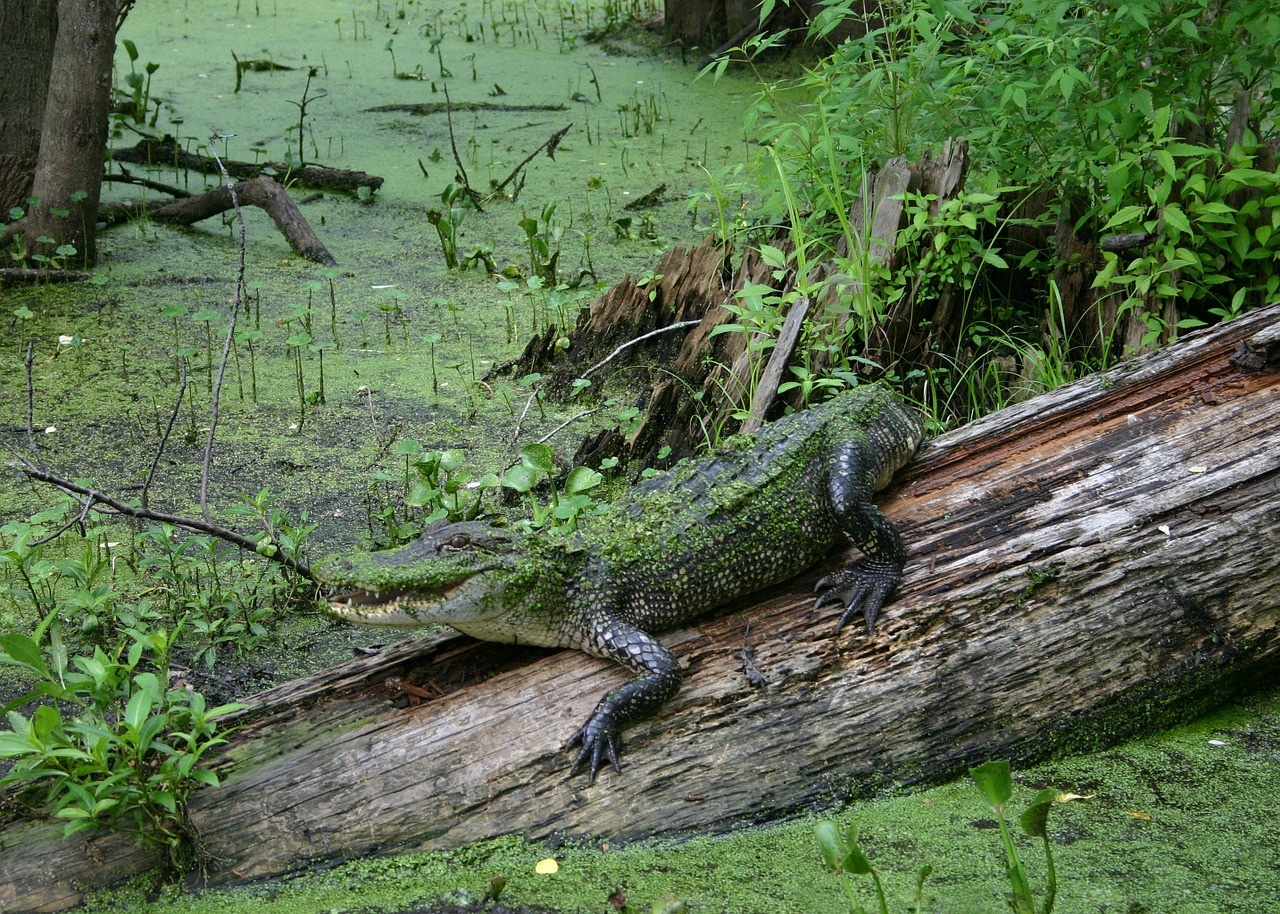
[815,439,910,633]
[567,617,683,785]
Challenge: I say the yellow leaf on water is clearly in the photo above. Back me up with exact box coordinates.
[1125,810,1152,821]
[1056,792,1094,802]
[535,858,559,875]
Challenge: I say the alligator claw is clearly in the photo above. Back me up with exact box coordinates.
[566,705,623,785]
[815,559,902,634]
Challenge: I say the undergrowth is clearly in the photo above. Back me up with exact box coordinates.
[694,0,1280,425]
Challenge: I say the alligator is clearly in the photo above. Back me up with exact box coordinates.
[318,384,924,783]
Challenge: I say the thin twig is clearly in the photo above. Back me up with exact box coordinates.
[141,357,188,513]
[202,138,247,523]
[581,319,701,377]
[24,342,47,474]
[106,166,193,198]
[28,500,94,548]
[536,406,604,444]
[443,84,484,211]
[16,458,313,579]
[489,123,572,198]
[511,388,540,442]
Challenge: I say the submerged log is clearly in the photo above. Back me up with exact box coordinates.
[112,136,385,196]
[3,303,1279,912]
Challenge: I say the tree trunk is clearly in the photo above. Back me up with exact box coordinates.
[3,304,1279,912]
[0,0,57,215]
[20,0,126,267]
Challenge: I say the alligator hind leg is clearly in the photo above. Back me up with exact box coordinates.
[815,439,910,633]
[567,617,683,785]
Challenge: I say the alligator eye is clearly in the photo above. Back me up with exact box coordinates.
[441,533,472,552]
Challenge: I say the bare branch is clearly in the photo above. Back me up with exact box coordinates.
[489,124,572,199]
[535,406,604,444]
[443,84,484,211]
[141,357,189,513]
[202,139,247,524]
[581,319,702,378]
[15,457,313,580]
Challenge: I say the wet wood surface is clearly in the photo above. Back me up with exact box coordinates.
[3,302,1278,912]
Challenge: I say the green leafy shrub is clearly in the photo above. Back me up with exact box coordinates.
[702,0,1280,418]
[0,618,243,870]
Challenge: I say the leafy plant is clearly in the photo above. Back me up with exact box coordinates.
[0,617,243,870]
[969,759,1061,914]
[365,445,498,547]
[501,443,606,533]
[702,0,1280,422]
[427,182,468,269]
[519,201,563,286]
[815,758,1076,913]
[116,38,162,126]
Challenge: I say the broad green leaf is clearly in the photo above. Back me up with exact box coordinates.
[0,731,36,758]
[970,759,1013,810]
[1102,205,1148,231]
[152,790,177,814]
[758,244,788,270]
[55,806,94,819]
[1163,204,1191,238]
[502,464,539,493]
[1019,787,1059,838]
[0,634,51,678]
[519,443,555,474]
[565,467,603,495]
[814,821,844,871]
[191,768,220,787]
[841,832,874,876]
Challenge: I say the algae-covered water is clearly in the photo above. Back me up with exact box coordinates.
[3,2,1279,912]
[2,0,763,534]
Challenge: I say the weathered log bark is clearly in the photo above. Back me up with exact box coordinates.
[3,303,1279,912]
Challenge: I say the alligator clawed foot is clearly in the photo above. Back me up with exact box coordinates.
[566,705,623,785]
[815,559,902,634]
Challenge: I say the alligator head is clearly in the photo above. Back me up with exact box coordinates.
[316,518,531,629]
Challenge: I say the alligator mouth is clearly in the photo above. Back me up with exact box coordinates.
[327,584,453,613]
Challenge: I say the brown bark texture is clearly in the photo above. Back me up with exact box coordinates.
[0,0,57,215]
[20,0,127,266]
[2,301,1279,912]
[112,136,386,196]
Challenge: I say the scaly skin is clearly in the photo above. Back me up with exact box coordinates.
[317,385,924,783]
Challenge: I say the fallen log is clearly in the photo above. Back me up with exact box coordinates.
[151,176,336,266]
[112,136,385,196]
[2,303,1279,912]
[101,175,337,266]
